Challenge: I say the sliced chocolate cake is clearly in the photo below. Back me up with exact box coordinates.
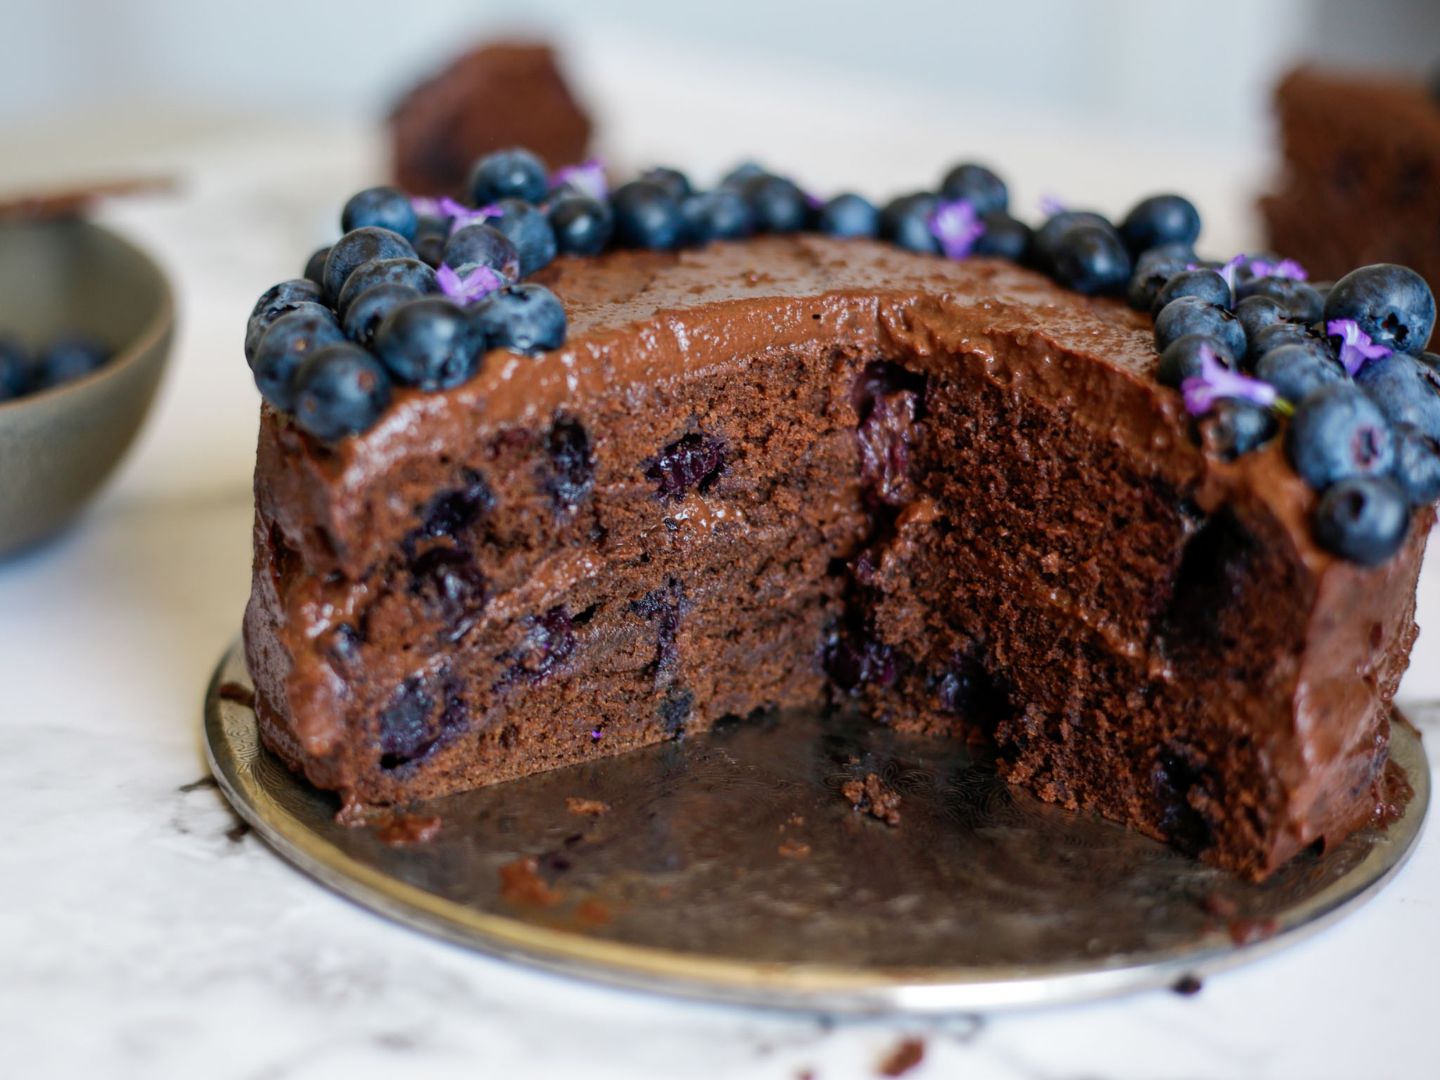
[244,153,1438,881]
[1262,66,1440,297]
[389,42,592,197]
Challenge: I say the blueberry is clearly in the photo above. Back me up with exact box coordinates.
[41,335,110,387]
[1354,351,1440,440]
[1049,224,1131,295]
[1120,194,1201,255]
[341,186,418,241]
[247,300,333,369]
[547,195,614,256]
[880,192,940,254]
[303,245,330,286]
[343,283,421,348]
[1236,277,1323,323]
[972,212,1032,261]
[817,193,879,238]
[1154,297,1247,361]
[738,174,808,233]
[335,257,437,316]
[374,297,483,390]
[253,307,344,409]
[485,199,558,276]
[469,283,566,355]
[610,180,686,250]
[413,232,446,269]
[1323,264,1436,356]
[322,228,415,304]
[1313,476,1410,565]
[1287,383,1395,489]
[247,279,320,365]
[291,343,391,440]
[938,162,1007,216]
[0,337,35,401]
[1256,344,1347,403]
[468,147,549,206]
[1235,295,1288,346]
[639,167,692,201]
[1248,321,1332,366]
[249,277,323,328]
[1157,334,1234,389]
[1128,254,1191,312]
[1394,427,1440,505]
[442,223,521,281]
[719,162,769,189]
[1034,210,1118,268]
[679,189,754,243]
[1154,268,1232,312]
[1198,399,1278,460]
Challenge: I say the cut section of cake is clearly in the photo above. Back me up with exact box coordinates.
[244,153,1438,882]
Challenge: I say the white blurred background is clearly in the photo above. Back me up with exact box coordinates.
[4,0,1439,183]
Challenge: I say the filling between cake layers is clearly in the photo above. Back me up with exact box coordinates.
[249,277,1420,882]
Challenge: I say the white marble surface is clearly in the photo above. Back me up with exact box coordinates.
[2,41,1437,1079]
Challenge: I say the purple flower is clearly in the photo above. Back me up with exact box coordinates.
[410,195,500,236]
[590,727,603,742]
[549,158,609,201]
[1039,194,1068,217]
[1247,256,1308,282]
[1188,255,1245,293]
[436,263,503,305]
[1181,343,1279,416]
[1327,318,1391,376]
[928,199,985,260]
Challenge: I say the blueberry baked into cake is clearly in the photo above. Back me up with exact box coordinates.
[244,148,1437,881]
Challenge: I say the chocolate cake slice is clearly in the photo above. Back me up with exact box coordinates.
[1262,66,1440,296]
[390,42,592,197]
[245,228,1428,882]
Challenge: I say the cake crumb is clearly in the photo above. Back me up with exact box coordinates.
[1171,973,1203,996]
[499,856,564,907]
[1227,916,1278,946]
[877,1036,925,1076]
[842,773,902,826]
[575,898,613,926]
[374,812,442,845]
[778,839,812,859]
[565,796,611,817]
[796,1070,816,1080]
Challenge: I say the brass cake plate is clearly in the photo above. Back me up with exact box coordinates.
[204,640,1430,1014]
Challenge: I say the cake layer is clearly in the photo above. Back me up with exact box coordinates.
[246,237,1427,879]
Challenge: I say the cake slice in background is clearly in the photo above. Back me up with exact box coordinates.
[1261,66,1440,295]
[389,41,593,197]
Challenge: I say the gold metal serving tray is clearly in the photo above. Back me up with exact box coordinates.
[205,640,1429,1014]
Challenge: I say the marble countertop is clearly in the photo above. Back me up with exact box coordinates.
[2,44,1436,1079]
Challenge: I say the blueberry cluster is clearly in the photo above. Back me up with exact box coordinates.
[1142,248,1437,564]
[248,149,1439,566]
[0,333,112,403]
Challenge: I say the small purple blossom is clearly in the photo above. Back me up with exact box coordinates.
[1247,256,1308,282]
[1181,343,1279,416]
[928,199,985,260]
[1039,194,1068,217]
[436,263,503,305]
[410,194,471,220]
[590,727,603,742]
[549,158,609,201]
[1327,318,1391,376]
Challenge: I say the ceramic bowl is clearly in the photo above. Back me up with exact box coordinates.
[0,218,174,557]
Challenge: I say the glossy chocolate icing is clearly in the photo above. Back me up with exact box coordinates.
[245,235,1427,879]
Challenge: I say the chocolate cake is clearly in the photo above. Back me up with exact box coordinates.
[244,154,1438,882]
[1262,66,1440,295]
[390,42,592,197]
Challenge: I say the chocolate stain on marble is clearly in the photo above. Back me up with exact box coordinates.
[877,1036,925,1076]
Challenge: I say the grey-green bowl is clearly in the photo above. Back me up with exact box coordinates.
[0,218,174,557]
